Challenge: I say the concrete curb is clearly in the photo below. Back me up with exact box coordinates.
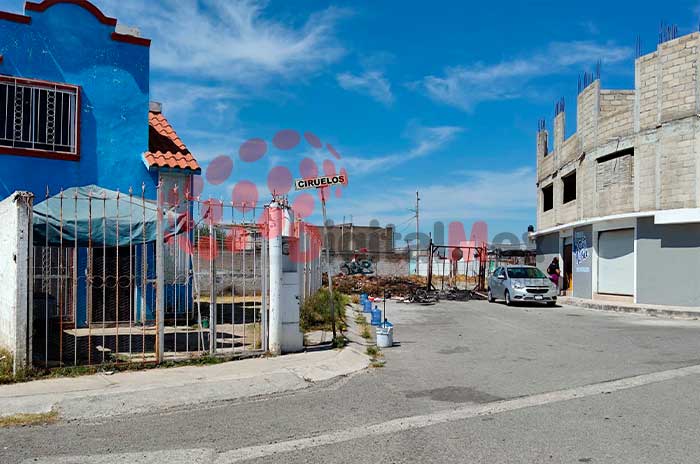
[0,348,371,420]
[559,297,700,319]
[344,305,376,347]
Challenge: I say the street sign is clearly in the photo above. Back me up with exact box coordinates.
[293,174,346,342]
[294,175,346,191]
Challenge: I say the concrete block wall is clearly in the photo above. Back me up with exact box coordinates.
[636,52,660,131]
[598,90,635,141]
[658,33,699,124]
[0,192,33,374]
[558,196,578,225]
[536,31,700,233]
[330,251,410,277]
[595,153,635,215]
[658,118,697,209]
[553,113,565,151]
[558,133,581,167]
[577,149,596,220]
[634,132,659,211]
[577,81,601,153]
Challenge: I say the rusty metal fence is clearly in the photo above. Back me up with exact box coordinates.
[28,184,284,368]
[189,199,269,357]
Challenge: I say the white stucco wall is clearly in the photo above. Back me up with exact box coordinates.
[0,192,33,373]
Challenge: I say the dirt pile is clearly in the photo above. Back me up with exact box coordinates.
[328,274,426,297]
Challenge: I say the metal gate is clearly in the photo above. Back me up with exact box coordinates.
[189,199,268,357]
[29,185,269,368]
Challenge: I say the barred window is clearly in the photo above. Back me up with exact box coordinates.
[0,76,79,157]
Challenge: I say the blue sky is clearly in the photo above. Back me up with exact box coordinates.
[6,0,700,243]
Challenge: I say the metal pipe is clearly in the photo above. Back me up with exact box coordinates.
[208,201,217,355]
[155,182,165,363]
[321,193,336,342]
[267,202,283,355]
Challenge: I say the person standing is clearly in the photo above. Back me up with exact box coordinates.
[547,257,561,295]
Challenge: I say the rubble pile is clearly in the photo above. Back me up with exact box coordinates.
[328,274,427,297]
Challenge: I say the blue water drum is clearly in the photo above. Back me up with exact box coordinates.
[360,293,368,304]
[371,306,382,326]
[363,299,372,313]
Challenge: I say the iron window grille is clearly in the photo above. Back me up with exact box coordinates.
[0,75,80,158]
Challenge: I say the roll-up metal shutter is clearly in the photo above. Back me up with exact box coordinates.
[597,228,634,295]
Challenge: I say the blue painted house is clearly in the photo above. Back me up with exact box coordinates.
[0,0,201,364]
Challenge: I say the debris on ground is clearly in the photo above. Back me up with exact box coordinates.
[328,274,427,298]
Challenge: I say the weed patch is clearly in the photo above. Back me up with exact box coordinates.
[301,288,349,332]
[0,410,58,428]
[360,325,372,339]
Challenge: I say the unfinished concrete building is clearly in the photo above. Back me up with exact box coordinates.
[533,31,700,307]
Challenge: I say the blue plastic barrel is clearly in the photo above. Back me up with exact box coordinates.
[360,293,368,303]
[371,306,382,326]
[363,299,372,313]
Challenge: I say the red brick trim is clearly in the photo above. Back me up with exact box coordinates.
[0,74,79,92]
[25,0,117,26]
[0,11,32,24]
[111,32,151,48]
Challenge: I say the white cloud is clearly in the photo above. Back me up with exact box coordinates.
[342,124,463,175]
[418,40,633,111]
[151,81,241,117]
[100,0,349,83]
[336,71,394,105]
[579,20,600,35]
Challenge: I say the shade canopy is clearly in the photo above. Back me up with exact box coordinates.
[33,185,185,247]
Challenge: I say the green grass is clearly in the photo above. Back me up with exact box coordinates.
[366,345,380,357]
[0,348,13,380]
[300,288,349,332]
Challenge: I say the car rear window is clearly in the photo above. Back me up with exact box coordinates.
[507,267,547,279]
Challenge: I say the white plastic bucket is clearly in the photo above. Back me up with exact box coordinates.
[376,326,394,348]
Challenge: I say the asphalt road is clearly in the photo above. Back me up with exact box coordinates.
[3,299,700,463]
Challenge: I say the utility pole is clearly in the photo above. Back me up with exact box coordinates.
[341,216,345,251]
[406,238,411,275]
[415,190,420,276]
[321,189,337,342]
[350,215,354,252]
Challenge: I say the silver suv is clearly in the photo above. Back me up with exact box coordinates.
[488,265,558,306]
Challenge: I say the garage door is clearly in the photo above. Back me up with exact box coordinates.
[598,229,634,295]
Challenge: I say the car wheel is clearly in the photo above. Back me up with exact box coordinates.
[488,289,495,303]
[504,290,512,306]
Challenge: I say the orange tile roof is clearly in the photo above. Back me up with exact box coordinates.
[145,111,201,173]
